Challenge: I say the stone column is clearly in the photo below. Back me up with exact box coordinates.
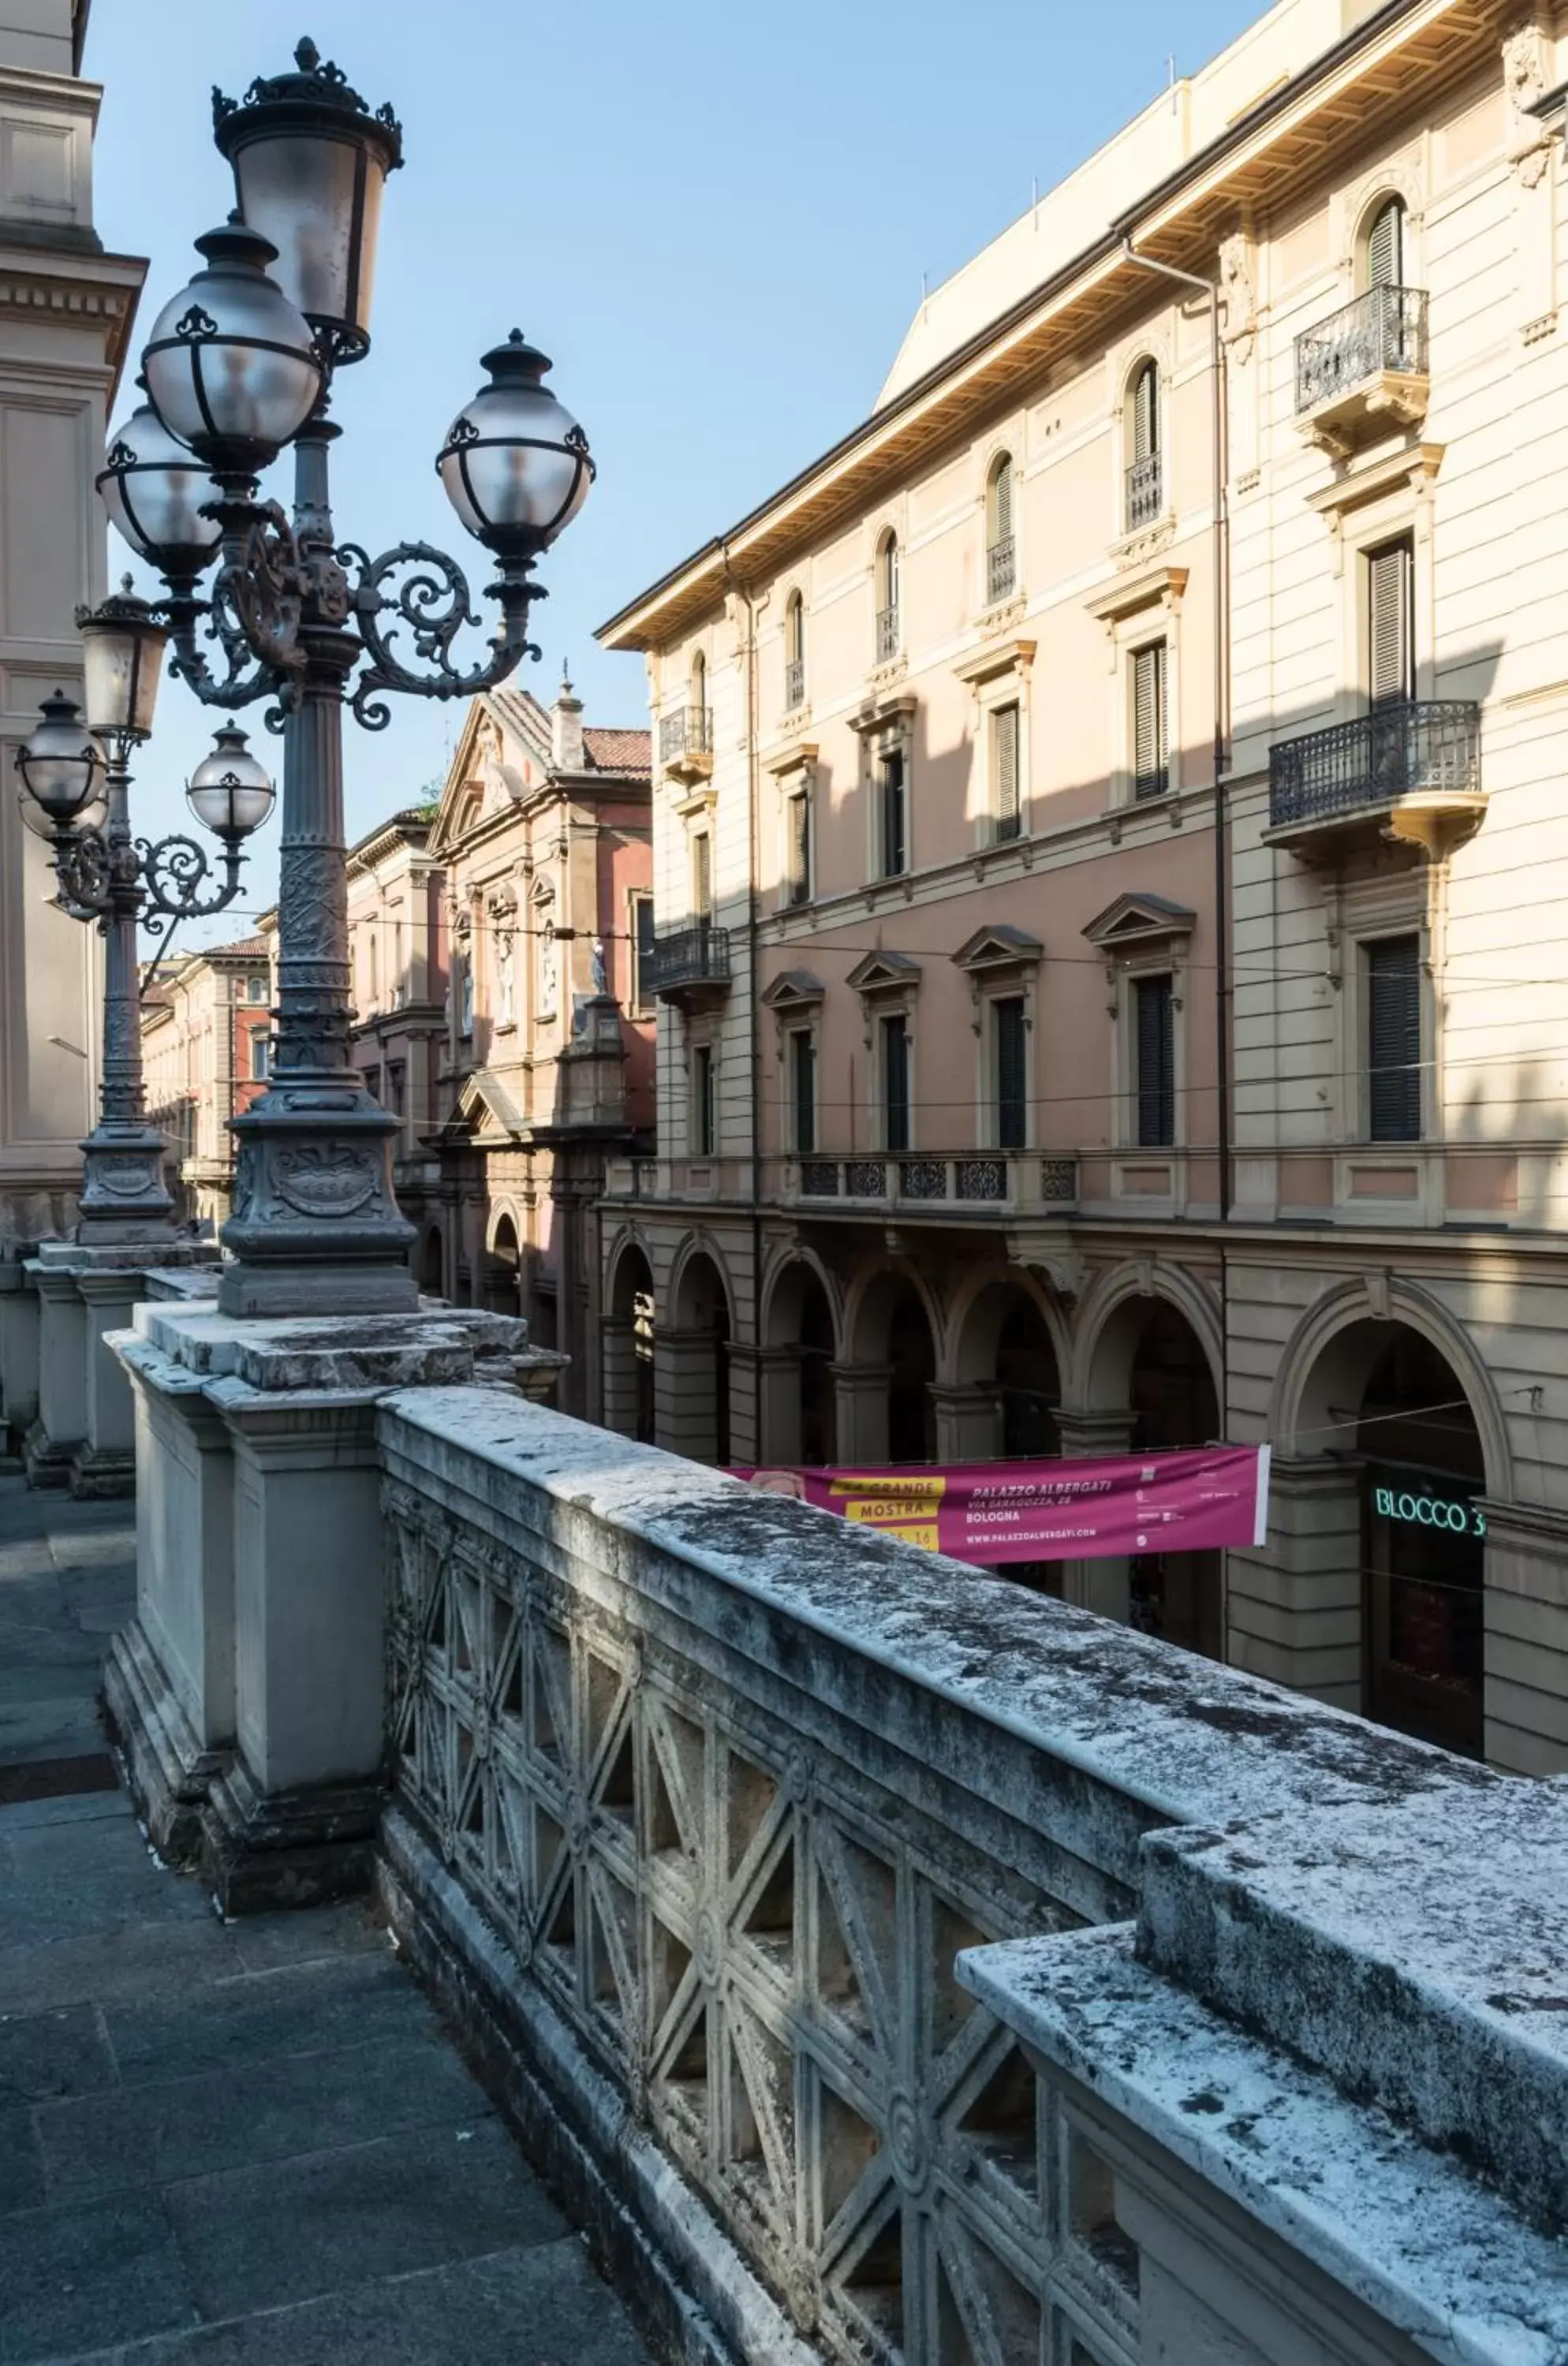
[1055,1409,1135,1624]
[753,1344,805,1465]
[24,1262,88,1487]
[931,1383,1004,1464]
[832,1362,896,1465]
[0,1258,40,1461]
[1226,1455,1362,1711]
[599,1312,642,1439]
[1480,1497,1568,1777]
[655,1324,723,1463]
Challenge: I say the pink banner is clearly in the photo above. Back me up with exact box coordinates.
[737,1444,1271,1566]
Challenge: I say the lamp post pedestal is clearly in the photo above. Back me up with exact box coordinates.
[23,1237,218,1497]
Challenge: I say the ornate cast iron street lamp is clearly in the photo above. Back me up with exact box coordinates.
[16,584,274,1241]
[96,35,594,1316]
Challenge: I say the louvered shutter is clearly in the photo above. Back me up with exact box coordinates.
[1368,540,1413,710]
[693,831,712,918]
[883,1014,910,1151]
[635,897,655,1002]
[1133,643,1167,797]
[792,1031,816,1155]
[994,703,1020,838]
[789,789,811,901]
[882,749,905,875]
[995,996,1027,1148]
[1133,363,1158,461]
[1368,935,1421,1141]
[1368,199,1402,290]
[1135,975,1175,1147]
[992,458,1013,544]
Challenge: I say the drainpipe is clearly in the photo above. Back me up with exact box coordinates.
[722,544,763,1461]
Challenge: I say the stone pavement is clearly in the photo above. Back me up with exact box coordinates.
[0,1476,652,2366]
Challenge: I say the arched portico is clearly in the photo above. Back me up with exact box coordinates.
[659,1239,735,1466]
[838,1261,941,1465]
[603,1233,655,1444]
[483,1208,521,1315]
[943,1268,1066,1462]
[760,1251,841,1465]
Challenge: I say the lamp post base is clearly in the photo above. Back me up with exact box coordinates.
[217,1257,419,1319]
[77,1123,177,1245]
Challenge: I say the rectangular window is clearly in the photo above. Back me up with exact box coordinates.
[879,747,906,877]
[786,788,812,905]
[247,975,267,1003]
[992,703,1021,842]
[994,996,1027,1149]
[1134,974,1175,1147]
[881,1013,911,1151]
[790,1029,816,1155]
[693,1043,715,1156]
[692,831,713,920]
[248,1030,270,1081]
[1366,933,1421,1141]
[630,893,655,1011]
[1367,536,1414,710]
[1132,642,1168,800]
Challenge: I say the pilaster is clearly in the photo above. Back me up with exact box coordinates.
[1480,1496,1568,1777]
[1227,1455,1363,1709]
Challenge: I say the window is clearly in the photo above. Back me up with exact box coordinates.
[786,783,812,905]
[248,1029,270,1081]
[879,746,907,878]
[785,592,805,710]
[1366,934,1421,1141]
[692,830,713,920]
[875,531,900,659]
[1126,360,1162,529]
[693,1043,715,1155]
[993,996,1027,1149]
[986,453,1015,602]
[1365,195,1405,291]
[690,647,707,718]
[1132,641,1168,800]
[1367,536,1414,710]
[247,974,267,1003]
[1134,974,1175,1147]
[880,1012,911,1151]
[630,893,655,1011]
[790,1028,816,1155]
[991,702,1021,841]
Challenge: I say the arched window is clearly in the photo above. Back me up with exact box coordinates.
[690,647,707,716]
[1125,360,1162,530]
[875,531,900,660]
[986,453,1016,602]
[785,591,805,709]
[1364,196,1405,292]
[688,647,709,759]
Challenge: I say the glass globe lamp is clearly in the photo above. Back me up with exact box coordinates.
[97,405,223,580]
[77,580,168,744]
[185,726,275,841]
[15,690,103,827]
[141,219,323,478]
[436,332,593,560]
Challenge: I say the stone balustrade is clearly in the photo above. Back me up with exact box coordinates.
[373,1388,1566,2366]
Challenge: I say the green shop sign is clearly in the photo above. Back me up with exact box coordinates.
[1372,1483,1485,1539]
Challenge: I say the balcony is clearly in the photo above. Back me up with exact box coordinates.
[779,1151,1077,1216]
[783,657,805,711]
[1295,285,1429,455]
[642,920,731,1006]
[1125,453,1163,533]
[875,604,900,663]
[1266,700,1483,858]
[986,536,1016,605]
[658,704,713,783]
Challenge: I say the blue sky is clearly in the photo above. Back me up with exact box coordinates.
[85,0,1262,933]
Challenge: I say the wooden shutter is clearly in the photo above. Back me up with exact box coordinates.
[693,831,712,918]
[995,996,1027,1149]
[1133,363,1158,461]
[693,1046,714,1155]
[787,595,803,667]
[1367,935,1421,1141]
[994,703,1020,837]
[1368,199,1402,290]
[1133,643,1167,797]
[882,749,905,875]
[883,1014,910,1151]
[1368,540,1413,709]
[791,1031,816,1155]
[1135,975,1175,1147]
[991,457,1013,544]
[789,789,811,901]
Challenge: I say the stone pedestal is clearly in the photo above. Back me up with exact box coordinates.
[106,1300,554,1913]
[0,1256,40,1463]
[23,1240,218,1496]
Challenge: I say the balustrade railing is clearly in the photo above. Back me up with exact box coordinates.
[783,657,805,711]
[1295,283,1429,414]
[658,704,713,767]
[986,536,1016,604]
[1268,700,1480,830]
[778,1152,1077,1211]
[875,604,901,663]
[1124,453,1163,532]
[642,920,731,998]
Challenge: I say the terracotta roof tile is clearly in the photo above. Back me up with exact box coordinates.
[583,726,651,774]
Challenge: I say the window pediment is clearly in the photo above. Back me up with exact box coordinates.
[951,924,1043,975]
[1083,892,1196,954]
[845,949,920,995]
[849,692,917,737]
[1086,563,1189,627]
[954,636,1036,688]
[761,969,825,1012]
[763,738,818,778]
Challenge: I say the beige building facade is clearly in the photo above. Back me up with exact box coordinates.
[600,0,1568,1774]
[0,0,144,1248]
[140,938,274,1230]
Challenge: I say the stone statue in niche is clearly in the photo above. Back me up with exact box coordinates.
[539,920,558,1017]
[591,935,608,996]
[496,930,515,1026]
[457,926,474,1036]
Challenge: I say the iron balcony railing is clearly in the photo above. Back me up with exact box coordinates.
[784,658,805,711]
[643,921,732,998]
[986,537,1016,604]
[1295,285,1429,415]
[1125,453,1163,532]
[1268,700,1480,830]
[875,604,901,663]
[658,705,713,767]
[789,1153,1078,1211]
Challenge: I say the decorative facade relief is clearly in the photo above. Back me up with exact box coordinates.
[1503,22,1553,188]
